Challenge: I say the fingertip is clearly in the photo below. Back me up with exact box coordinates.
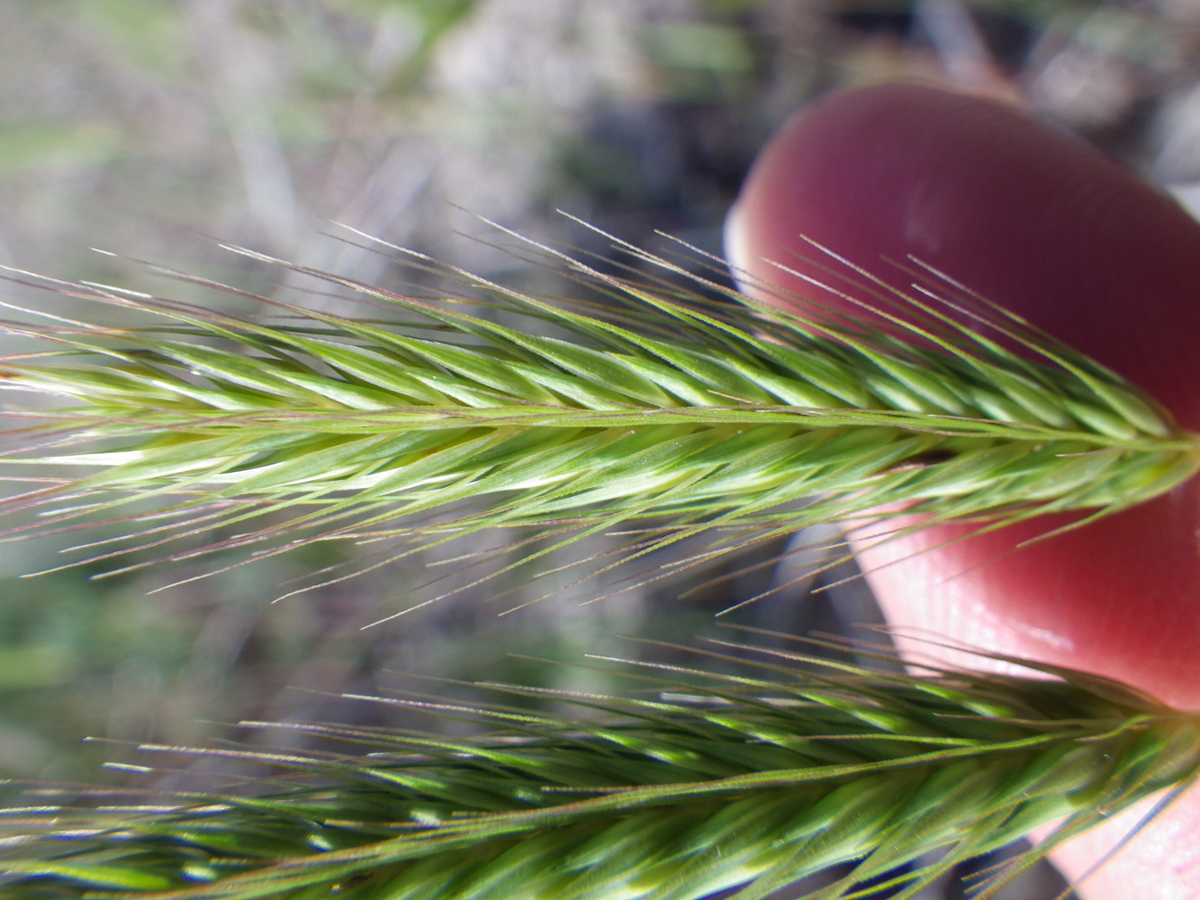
[727,81,1200,703]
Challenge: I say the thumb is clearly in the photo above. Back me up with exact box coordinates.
[726,82,1200,899]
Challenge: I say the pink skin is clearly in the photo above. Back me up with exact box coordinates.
[725,83,1200,898]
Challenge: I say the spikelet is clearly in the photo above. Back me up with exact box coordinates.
[0,222,1193,603]
[0,634,1196,900]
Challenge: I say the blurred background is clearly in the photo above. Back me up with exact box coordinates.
[3,0,1200,895]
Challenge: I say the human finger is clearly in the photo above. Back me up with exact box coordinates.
[726,82,1200,898]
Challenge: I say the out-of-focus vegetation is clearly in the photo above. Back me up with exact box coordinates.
[0,1,1198,894]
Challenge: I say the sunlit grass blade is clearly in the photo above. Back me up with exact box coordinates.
[0,634,1196,899]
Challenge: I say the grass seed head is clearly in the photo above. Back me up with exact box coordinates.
[0,637,1196,899]
[0,224,1193,604]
